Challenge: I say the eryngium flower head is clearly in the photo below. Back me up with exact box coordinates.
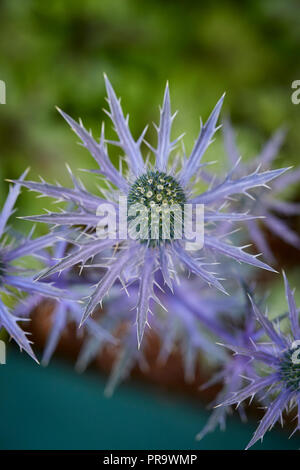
[191,282,265,440]
[14,240,117,365]
[217,273,300,449]
[17,76,288,347]
[0,172,72,361]
[75,277,234,396]
[221,119,300,263]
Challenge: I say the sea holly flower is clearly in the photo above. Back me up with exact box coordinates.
[75,285,146,395]
[170,273,287,439]
[155,279,231,383]
[104,324,147,398]
[221,119,300,263]
[14,240,117,365]
[16,76,288,347]
[0,172,72,361]
[185,282,266,440]
[76,278,231,395]
[217,273,300,449]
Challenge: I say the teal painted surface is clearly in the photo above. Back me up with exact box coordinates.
[0,347,298,450]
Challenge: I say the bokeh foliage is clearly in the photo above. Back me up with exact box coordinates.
[0,0,300,231]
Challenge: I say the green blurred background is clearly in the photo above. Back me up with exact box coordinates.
[1,0,300,222]
[1,0,300,450]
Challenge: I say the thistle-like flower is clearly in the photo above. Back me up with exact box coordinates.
[76,285,145,396]
[76,278,231,395]
[15,239,117,365]
[190,283,265,440]
[222,119,300,263]
[0,172,71,361]
[217,273,300,449]
[155,280,228,383]
[16,76,288,347]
